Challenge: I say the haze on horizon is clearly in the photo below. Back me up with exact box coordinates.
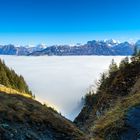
[0,0,140,45]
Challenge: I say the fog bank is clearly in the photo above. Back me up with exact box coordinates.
[0,55,124,120]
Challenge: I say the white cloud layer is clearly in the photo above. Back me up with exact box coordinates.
[0,55,124,120]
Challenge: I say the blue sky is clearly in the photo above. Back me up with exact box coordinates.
[0,0,140,45]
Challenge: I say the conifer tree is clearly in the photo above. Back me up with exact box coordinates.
[119,57,129,68]
[109,59,118,75]
[0,59,32,95]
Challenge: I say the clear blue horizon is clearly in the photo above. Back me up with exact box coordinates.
[0,0,140,45]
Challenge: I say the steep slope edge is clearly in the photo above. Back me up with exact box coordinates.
[0,59,88,140]
[74,56,140,140]
[0,92,88,140]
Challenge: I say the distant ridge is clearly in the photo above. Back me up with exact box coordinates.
[0,39,140,56]
[29,40,135,56]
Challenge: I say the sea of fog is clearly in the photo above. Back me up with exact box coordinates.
[0,55,125,120]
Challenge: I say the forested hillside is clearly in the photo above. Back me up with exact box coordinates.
[0,59,32,95]
[75,52,140,139]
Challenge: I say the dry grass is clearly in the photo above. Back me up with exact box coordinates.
[0,91,87,140]
[92,92,140,138]
[0,84,32,98]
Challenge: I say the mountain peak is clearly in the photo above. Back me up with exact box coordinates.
[36,44,47,49]
[105,39,119,45]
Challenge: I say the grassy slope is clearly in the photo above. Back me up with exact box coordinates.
[93,92,140,139]
[75,58,140,139]
[0,59,90,140]
[0,84,32,98]
[0,91,89,140]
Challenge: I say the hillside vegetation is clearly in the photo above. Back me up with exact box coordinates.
[75,53,140,139]
[0,58,89,140]
[0,92,88,140]
[0,84,32,98]
[0,59,32,95]
[1,50,140,139]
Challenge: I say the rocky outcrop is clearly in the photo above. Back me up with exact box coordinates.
[120,106,140,140]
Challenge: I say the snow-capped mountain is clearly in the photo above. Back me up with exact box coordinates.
[105,39,119,47]
[0,44,17,55]
[30,40,134,56]
[25,44,46,54]
[0,44,45,55]
[0,40,136,56]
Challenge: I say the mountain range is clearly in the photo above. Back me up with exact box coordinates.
[0,39,139,56]
[0,44,46,55]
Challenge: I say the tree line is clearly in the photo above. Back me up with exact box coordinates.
[0,59,32,95]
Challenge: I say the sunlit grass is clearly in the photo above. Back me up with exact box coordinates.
[0,84,32,98]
